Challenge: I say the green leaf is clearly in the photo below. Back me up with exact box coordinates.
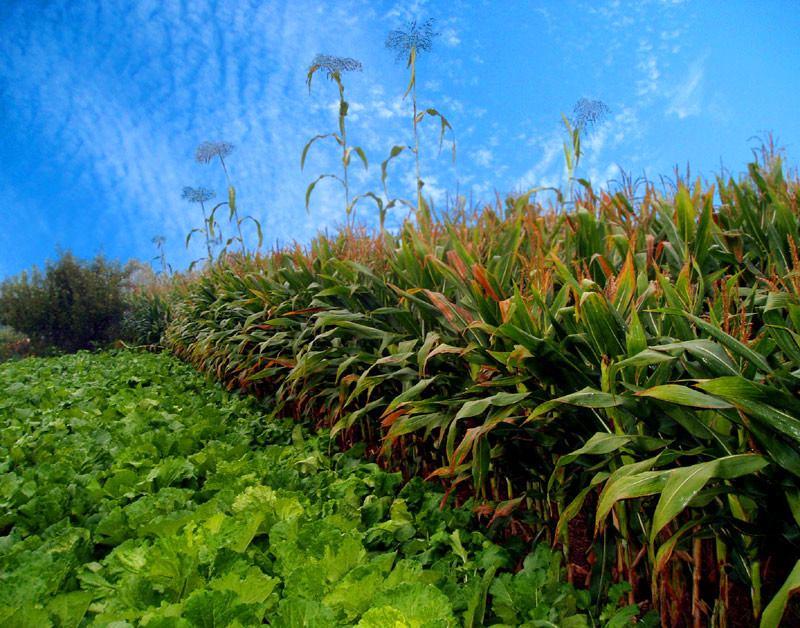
[636,384,733,408]
[345,146,369,171]
[696,377,800,443]
[209,566,278,605]
[455,392,529,420]
[760,560,800,628]
[382,377,437,416]
[381,146,413,196]
[556,432,670,470]
[403,46,416,99]
[46,591,93,628]
[615,349,675,369]
[183,590,259,628]
[626,307,648,357]
[357,606,411,628]
[529,387,622,420]
[675,184,695,244]
[305,174,345,213]
[660,308,773,373]
[596,470,669,533]
[652,340,739,377]
[464,566,497,628]
[650,454,768,543]
[581,291,626,357]
[301,133,338,170]
[371,582,455,628]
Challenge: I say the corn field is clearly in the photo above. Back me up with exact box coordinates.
[164,151,800,627]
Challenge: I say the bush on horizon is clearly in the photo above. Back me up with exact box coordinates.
[0,250,130,354]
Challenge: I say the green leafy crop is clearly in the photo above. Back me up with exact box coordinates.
[0,350,646,626]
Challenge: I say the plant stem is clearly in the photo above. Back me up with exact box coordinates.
[218,154,245,251]
[412,49,422,223]
[199,200,213,261]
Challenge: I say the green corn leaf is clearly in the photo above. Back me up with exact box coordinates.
[556,432,670,470]
[765,292,797,312]
[658,308,773,372]
[385,411,450,441]
[696,377,800,443]
[653,516,715,580]
[764,310,800,368]
[416,108,456,161]
[301,133,339,170]
[580,291,625,358]
[652,339,740,377]
[786,488,800,530]
[381,377,437,416]
[455,392,529,420]
[692,191,714,266]
[636,384,733,409]
[402,45,416,99]
[241,215,263,249]
[186,228,206,249]
[760,559,800,628]
[528,387,622,420]
[675,184,695,244]
[650,454,768,543]
[380,145,413,196]
[555,477,608,543]
[472,435,491,495]
[344,146,369,171]
[596,470,670,535]
[306,174,345,213]
[626,307,648,357]
[615,349,676,369]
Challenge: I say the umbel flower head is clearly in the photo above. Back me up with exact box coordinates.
[308,54,363,75]
[385,18,439,64]
[568,98,610,134]
[181,186,216,203]
[195,141,235,164]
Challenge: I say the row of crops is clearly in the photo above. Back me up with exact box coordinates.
[0,350,653,626]
[158,153,800,627]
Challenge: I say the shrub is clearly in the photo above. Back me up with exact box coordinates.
[0,251,130,354]
[0,325,32,362]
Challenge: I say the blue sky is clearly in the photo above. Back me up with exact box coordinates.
[1,0,798,279]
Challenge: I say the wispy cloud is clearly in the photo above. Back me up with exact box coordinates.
[0,0,781,279]
[666,56,705,119]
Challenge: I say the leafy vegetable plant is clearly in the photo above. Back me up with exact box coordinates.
[0,350,643,626]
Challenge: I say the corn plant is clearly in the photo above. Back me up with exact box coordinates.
[302,54,383,227]
[561,98,609,203]
[151,235,171,276]
[161,145,800,627]
[383,18,455,228]
[182,185,221,267]
[195,141,263,254]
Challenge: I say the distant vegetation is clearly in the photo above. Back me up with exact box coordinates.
[0,251,130,355]
[0,325,31,362]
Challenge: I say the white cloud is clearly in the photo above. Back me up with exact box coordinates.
[516,129,565,192]
[473,148,493,168]
[636,53,661,99]
[666,57,705,119]
[441,27,461,47]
